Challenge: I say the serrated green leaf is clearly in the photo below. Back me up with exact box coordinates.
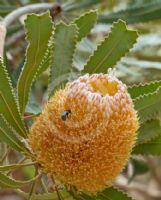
[137,119,161,144]
[98,1,161,24]
[134,87,161,123]
[72,187,133,200]
[17,12,53,113]
[97,187,133,200]
[83,20,138,74]
[35,46,52,78]
[0,172,39,189]
[128,80,161,99]
[49,22,78,96]
[73,10,97,41]
[133,134,161,155]
[0,59,26,137]
[0,115,29,153]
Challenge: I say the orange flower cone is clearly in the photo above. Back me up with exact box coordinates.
[29,73,139,193]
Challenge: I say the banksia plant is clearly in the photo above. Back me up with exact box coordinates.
[0,6,161,200]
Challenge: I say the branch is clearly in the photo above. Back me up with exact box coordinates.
[3,3,53,27]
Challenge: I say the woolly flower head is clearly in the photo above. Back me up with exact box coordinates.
[29,73,139,193]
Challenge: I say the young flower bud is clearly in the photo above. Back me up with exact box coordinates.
[29,73,139,193]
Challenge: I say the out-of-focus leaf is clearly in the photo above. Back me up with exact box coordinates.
[49,22,77,96]
[25,86,42,115]
[137,119,161,144]
[0,5,15,16]
[72,187,133,200]
[122,58,161,71]
[64,0,100,12]
[25,102,41,115]
[0,115,29,153]
[83,20,138,73]
[17,12,53,113]
[0,59,26,137]
[128,80,161,99]
[0,172,39,189]
[134,87,161,122]
[133,134,161,155]
[74,38,96,71]
[73,10,97,41]
[129,158,149,182]
[98,1,161,24]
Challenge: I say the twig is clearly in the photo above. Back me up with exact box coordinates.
[23,114,36,120]
[28,165,41,200]
[40,177,48,193]
[51,176,63,200]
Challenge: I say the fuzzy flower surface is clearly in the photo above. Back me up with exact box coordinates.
[29,73,139,193]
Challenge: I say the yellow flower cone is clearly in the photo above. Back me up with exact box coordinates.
[29,73,139,193]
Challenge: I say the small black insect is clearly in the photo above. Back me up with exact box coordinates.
[61,110,71,121]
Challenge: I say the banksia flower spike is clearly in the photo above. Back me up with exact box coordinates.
[29,73,139,193]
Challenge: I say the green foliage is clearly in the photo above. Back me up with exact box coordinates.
[17,12,53,113]
[137,119,161,144]
[72,187,133,200]
[128,80,161,99]
[134,87,161,123]
[133,134,161,155]
[130,81,161,156]
[0,60,26,137]
[98,1,161,24]
[0,172,38,189]
[49,22,78,96]
[35,46,52,78]
[83,20,138,73]
[0,115,29,153]
[96,187,133,200]
[73,10,97,41]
